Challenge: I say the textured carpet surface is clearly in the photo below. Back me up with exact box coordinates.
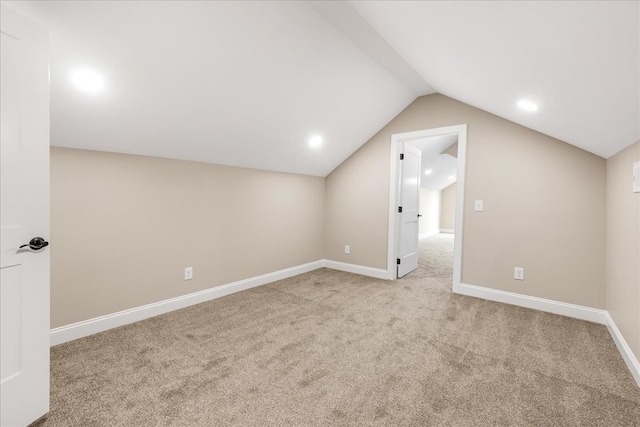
[34,234,640,426]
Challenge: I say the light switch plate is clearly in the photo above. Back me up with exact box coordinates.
[474,200,484,212]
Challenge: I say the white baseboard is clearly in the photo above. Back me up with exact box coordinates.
[456,283,608,324]
[440,229,455,234]
[323,260,391,280]
[50,260,324,346]
[419,231,439,239]
[50,265,640,389]
[604,312,640,388]
[456,283,640,388]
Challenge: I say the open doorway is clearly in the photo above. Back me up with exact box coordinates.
[410,133,458,238]
[410,134,458,282]
[387,125,467,292]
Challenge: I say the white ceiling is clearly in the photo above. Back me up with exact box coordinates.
[351,1,640,159]
[4,1,639,177]
[4,1,418,177]
[407,134,458,191]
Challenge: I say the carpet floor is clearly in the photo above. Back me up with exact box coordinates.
[34,234,640,426]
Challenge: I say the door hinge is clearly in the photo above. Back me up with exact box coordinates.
[396,258,401,265]
[400,153,404,160]
[398,206,403,213]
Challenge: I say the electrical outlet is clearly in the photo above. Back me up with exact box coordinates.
[514,267,524,281]
[474,200,484,212]
[184,267,193,281]
[344,245,350,254]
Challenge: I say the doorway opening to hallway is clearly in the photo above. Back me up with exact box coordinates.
[387,124,467,293]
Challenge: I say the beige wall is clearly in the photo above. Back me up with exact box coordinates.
[606,141,640,360]
[51,95,618,329]
[419,188,441,236]
[325,94,606,309]
[442,142,458,158]
[50,147,325,328]
[324,131,391,268]
[440,183,457,231]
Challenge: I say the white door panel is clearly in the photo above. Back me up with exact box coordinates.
[1,5,50,427]
[397,144,421,277]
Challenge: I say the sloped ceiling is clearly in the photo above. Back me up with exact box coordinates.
[4,1,422,177]
[350,1,640,159]
[4,1,639,177]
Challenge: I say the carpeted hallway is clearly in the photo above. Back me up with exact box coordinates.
[35,234,640,426]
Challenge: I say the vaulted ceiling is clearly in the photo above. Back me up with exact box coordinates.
[5,1,639,177]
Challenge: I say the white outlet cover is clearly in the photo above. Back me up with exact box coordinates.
[345,245,350,254]
[474,200,483,212]
[514,267,525,280]
[184,267,193,280]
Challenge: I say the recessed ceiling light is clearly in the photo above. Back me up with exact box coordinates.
[71,69,105,93]
[425,169,433,175]
[309,135,322,148]
[448,175,455,180]
[517,99,538,111]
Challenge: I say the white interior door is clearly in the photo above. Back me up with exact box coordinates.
[1,6,50,427]
[397,143,421,278]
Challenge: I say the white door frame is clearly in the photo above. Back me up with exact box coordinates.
[387,124,467,292]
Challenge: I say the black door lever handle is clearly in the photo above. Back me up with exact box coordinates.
[19,237,49,251]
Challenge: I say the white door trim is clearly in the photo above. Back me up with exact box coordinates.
[387,124,468,289]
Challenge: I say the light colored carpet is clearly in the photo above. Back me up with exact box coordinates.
[34,234,640,426]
